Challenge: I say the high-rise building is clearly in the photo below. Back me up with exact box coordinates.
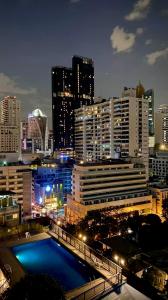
[155,105,168,146]
[52,67,74,150]
[74,94,149,174]
[144,89,155,147]
[75,99,113,162]
[52,55,94,151]
[66,161,152,223]
[72,55,94,108]
[112,95,149,173]
[28,108,48,153]
[0,96,21,154]
[0,96,20,126]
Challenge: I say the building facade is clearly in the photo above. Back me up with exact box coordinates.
[155,105,168,146]
[28,109,48,153]
[149,152,168,181]
[0,96,21,154]
[75,99,113,162]
[0,164,32,220]
[74,95,149,174]
[52,55,94,151]
[66,161,152,223]
[0,191,19,226]
[144,89,155,147]
[112,94,149,173]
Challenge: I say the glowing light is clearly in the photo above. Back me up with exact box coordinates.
[114,255,119,262]
[46,185,51,192]
[39,197,43,204]
[78,233,82,239]
[83,236,87,242]
[120,259,125,266]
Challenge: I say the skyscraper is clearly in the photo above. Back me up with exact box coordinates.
[72,55,94,108]
[0,96,21,154]
[52,66,74,150]
[52,55,94,151]
[155,105,168,146]
[28,108,48,153]
[0,96,20,126]
[144,89,154,147]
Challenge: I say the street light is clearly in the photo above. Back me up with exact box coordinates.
[114,254,125,266]
[57,220,61,226]
[78,233,87,242]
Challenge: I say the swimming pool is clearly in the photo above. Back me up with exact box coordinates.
[12,238,99,291]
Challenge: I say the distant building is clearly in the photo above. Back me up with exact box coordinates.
[144,89,155,147]
[0,191,19,226]
[28,109,48,153]
[51,55,94,151]
[150,185,168,215]
[33,160,72,208]
[72,55,94,108]
[155,105,168,146]
[0,164,32,220]
[0,125,21,153]
[149,152,168,181]
[21,120,28,150]
[112,93,149,174]
[0,96,21,154]
[66,161,152,223]
[74,99,113,162]
[0,96,20,126]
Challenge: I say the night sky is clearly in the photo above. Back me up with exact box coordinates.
[0,0,168,126]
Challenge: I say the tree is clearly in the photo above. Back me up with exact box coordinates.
[6,274,65,300]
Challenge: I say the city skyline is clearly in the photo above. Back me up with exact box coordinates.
[0,0,168,125]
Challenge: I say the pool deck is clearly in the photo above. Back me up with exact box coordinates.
[0,232,50,286]
[49,231,123,299]
[0,232,123,299]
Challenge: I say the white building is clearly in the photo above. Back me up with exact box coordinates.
[75,99,113,162]
[74,93,149,174]
[28,109,48,153]
[112,94,149,173]
[66,161,152,223]
[155,105,168,146]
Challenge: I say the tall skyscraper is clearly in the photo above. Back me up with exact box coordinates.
[52,55,94,151]
[52,66,74,150]
[72,55,94,108]
[0,96,21,154]
[155,105,168,146]
[144,89,155,147]
[28,108,48,153]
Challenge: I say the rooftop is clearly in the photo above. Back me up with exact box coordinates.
[76,159,131,167]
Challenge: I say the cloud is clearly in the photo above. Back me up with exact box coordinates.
[0,73,36,95]
[125,0,151,21]
[146,48,168,65]
[136,27,144,35]
[110,26,138,53]
[145,39,152,45]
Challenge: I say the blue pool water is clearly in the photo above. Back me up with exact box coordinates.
[12,238,99,291]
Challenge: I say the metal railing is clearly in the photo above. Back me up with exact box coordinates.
[73,273,121,300]
[52,224,122,281]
